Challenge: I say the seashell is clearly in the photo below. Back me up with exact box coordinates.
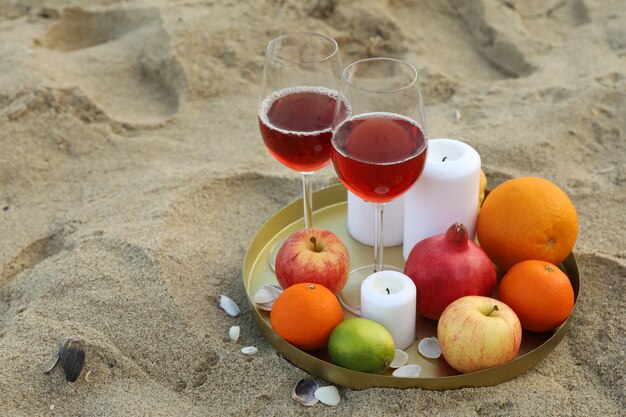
[392,364,422,378]
[389,349,409,368]
[43,352,60,374]
[292,378,319,406]
[252,284,283,311]
[240,346,258,355]
[219,294,240,316]
[314,386,341,406]
[229,326,240,342]
[59,338,85,382]
[418,337,441,359]
[253,284,282,303]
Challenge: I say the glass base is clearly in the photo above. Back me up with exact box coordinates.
[268,237,287,272]
[337,264,403,315]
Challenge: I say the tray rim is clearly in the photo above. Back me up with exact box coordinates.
[242,183,581,390]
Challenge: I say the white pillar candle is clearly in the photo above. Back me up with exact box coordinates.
[403,138,481,260]
[360,271,416,350]
[347,191,404,247]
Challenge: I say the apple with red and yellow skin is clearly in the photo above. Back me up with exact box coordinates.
[275,228,349,295]
[437,295,522,374]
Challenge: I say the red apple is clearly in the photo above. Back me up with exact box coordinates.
[437,295,522,374]
[275,228,349,295]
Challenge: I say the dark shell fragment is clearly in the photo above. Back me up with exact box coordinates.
[292,378,319,406]
[59,339,85,382]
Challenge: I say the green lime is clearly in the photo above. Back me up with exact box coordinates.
[327,318,395,374]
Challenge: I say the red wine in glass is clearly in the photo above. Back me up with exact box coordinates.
[258,32,343,271]
[259,86,349,172]
[332,112,427,203]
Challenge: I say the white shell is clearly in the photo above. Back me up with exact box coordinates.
[253,284,282,303]
[314,386,341,406]
[229,326,240,342]
[418,337,442,359]
[392,364,422,378]
[253,284,282,311]
[240,346,258,355]
[389,349,409,368]
[219,295,240,317]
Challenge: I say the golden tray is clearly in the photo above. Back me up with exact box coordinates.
[242,183,580,390]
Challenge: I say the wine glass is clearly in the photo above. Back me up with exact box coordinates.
[258,32,346,270]
[331,58,428,314]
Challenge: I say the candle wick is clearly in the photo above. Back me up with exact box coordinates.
[442,156,447,162]
[386,288,390,294]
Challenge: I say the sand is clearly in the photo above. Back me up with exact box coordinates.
[0,0,624,415]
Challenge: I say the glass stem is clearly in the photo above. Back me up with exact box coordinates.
[302,172,313,229]
[374,202,384,272]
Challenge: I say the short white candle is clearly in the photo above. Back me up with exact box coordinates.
[347,191,404,247]
[360,271,416,350]
[403,139,481,260]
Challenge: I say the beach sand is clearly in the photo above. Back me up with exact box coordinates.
[1,0,624,415]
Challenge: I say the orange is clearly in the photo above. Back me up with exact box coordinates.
[498,260,575,332]
[270,282,343,350]
[476,176,578,271]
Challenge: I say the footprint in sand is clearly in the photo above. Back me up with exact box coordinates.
[450,0,590,78]
[0,228,67,287]
[33,7,186,125]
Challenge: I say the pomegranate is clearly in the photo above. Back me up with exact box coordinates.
[403,222,496,320]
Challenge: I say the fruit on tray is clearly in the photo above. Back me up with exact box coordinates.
[498,260,575,332]
[403,223,496,320]
[328,318,395,374]
[275,228,349,295]
[478,168,487,207]
[476,176,578,271]
[270,283,343,350]
[437,295,522,374]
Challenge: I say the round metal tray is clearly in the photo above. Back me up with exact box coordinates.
[242,183,580,390]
